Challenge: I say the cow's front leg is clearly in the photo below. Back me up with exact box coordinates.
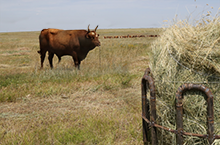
[78,60,81,70]
[72,52,80,70]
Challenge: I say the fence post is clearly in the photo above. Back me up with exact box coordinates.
[142,78,150,144]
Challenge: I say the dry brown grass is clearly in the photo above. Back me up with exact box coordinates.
[0,28,161,144]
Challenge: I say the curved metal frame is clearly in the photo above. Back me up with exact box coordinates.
[142,68,220,145]
[176,84,214,144]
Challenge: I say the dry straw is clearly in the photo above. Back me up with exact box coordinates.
[149,11,220,144]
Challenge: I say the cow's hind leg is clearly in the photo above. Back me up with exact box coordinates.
[38,50,46,69]
[56,54,61,63]
[48,52,54,69]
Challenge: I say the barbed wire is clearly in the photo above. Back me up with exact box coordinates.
[154,80,220,84]
[103,34,160,39]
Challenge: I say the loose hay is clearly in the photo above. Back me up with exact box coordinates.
[149,15,220,144]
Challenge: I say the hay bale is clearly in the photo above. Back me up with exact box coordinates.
[149,16,220,144]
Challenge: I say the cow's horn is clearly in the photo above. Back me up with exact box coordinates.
[88,24,90,32]
[95,25,98,32]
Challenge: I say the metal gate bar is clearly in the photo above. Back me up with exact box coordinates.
[142,68,220,145]
[142,68,157,145]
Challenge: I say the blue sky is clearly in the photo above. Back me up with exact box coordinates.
[0,0,219,32]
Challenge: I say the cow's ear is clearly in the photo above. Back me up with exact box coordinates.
[86,33,89,39]
[86,33,91,39]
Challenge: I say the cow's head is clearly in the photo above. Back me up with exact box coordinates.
[86,25,101,46]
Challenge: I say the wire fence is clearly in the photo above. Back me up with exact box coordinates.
[103,34,160,39]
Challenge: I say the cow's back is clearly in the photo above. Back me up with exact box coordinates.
[39,28,65,51]
[39,28,63,44]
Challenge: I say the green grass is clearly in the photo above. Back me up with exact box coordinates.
[1,110,141,145]
[0,28,161,144]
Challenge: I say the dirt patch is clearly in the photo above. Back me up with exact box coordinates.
[0,47,31,56]
[0,87,140,119]
[16,47,30,51]
[0,64,31,69]
[1,52,29,56]
[0,64,11,68]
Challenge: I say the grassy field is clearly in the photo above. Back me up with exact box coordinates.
[0,28,162,144]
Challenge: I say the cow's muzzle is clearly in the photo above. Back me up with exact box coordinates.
[97,41,101,46]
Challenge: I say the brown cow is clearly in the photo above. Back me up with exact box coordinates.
[38,25,100,69]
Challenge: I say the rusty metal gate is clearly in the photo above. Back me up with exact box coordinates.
[141,68,220,145]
